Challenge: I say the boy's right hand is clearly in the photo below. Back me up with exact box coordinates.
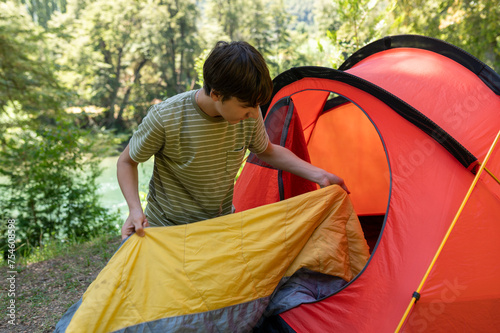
[121,210,149,240]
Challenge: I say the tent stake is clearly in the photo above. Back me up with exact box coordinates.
[394,129,500,333]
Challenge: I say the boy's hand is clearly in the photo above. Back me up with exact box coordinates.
[121,209,149,240]
[317,172,350,194]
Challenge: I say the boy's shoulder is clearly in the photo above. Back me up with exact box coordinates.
[149,91,196,121]
[157,91,194,110]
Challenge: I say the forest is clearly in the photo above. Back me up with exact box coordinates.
[1,0,499,255]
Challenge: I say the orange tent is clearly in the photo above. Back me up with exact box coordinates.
[233,35,500,332]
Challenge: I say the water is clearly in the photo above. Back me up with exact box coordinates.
[96,156,154,220]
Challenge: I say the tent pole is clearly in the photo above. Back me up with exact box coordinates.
[394,129,500,333]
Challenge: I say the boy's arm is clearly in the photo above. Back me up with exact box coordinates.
[255,141,350,193]
[117,144,149,240]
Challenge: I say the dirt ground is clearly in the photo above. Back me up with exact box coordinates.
[0,236,121,333]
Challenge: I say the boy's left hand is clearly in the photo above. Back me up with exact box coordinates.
[317,172,350,194]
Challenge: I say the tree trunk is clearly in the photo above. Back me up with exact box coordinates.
[104,47,123,127]
[116,58,148,128]
[170,38,180,93]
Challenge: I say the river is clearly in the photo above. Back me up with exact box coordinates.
[96,156,154,220]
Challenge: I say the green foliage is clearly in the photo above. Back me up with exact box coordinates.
[202,0,326,77]
[285,0,317,27]
[194,49,211,88]
[0,1,120,258]
[0,2,66,118]
[321,0,396,67]
[206,0,245,41]
[395,0,500,71]
[0,118,120,256]
[49,0,201,130]
[265,0,295,76]
[18,0,68,28]
[35,0,498,132]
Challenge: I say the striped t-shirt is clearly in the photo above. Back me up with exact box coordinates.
[129,90,270,226]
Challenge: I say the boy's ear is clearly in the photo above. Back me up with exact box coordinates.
[210,90,222,102]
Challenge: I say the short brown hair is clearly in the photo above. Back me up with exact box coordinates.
[203,41,273,107]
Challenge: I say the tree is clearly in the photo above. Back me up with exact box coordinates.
[50,0,201,130]
[321,0,395,67]
[208,0,244,41]
[266,0,296,76]
[64,0,150,127]
[394,0,500,72]
[204,0,273,48]
[0,1,119,256]
[15,0,68,28]
[147,0,200,96]
[0,1,64,121]
[0,120,118,254]
[203,0,316,77]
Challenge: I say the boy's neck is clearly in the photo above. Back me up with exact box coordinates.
[196,89,220,118]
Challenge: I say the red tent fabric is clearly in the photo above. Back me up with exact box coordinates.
[233,35,500,332]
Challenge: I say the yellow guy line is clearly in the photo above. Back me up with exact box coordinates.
[395,129,500,333]
[480,165,500,185]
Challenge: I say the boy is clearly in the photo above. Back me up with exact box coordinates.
[118,41,348,240]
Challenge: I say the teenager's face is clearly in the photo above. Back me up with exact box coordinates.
[215,96,260,125]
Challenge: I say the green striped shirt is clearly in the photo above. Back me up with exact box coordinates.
[129,90,269,226]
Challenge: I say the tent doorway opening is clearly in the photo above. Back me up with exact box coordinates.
[290,89,389,253]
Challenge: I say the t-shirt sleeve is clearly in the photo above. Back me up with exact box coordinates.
[248,109,270,154]
[129,105,165,163]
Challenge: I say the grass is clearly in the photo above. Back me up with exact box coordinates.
[0,233,121,332]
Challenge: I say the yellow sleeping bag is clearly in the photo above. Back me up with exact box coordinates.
[55,185,370,333]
